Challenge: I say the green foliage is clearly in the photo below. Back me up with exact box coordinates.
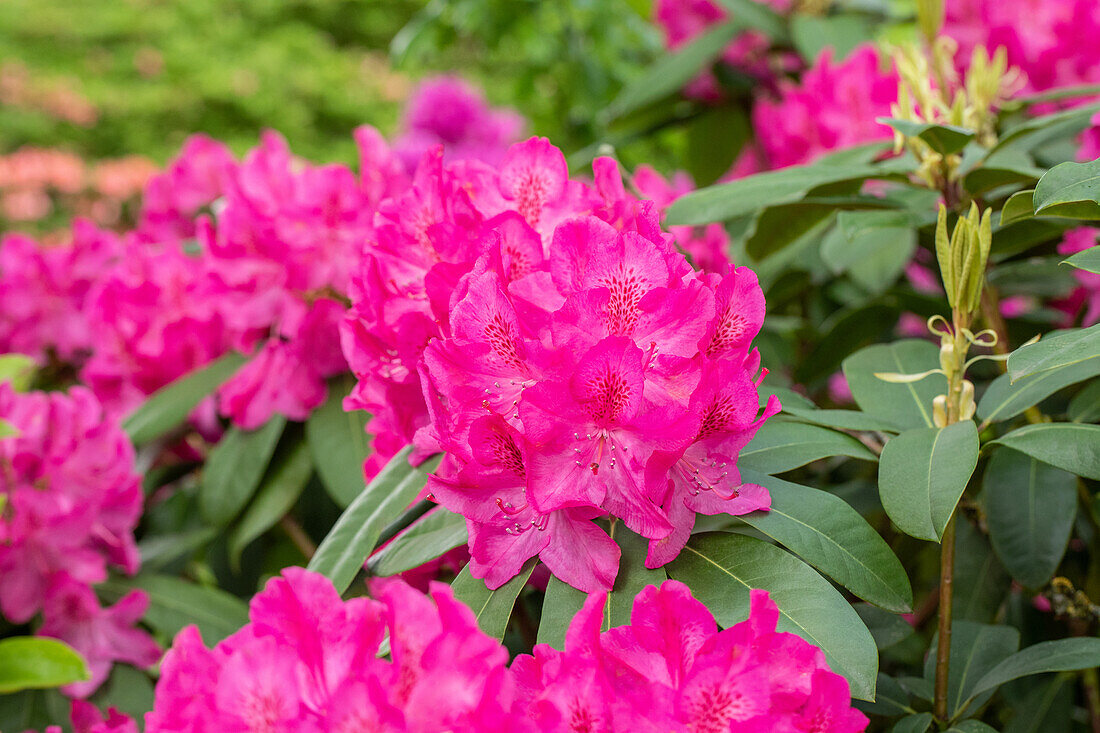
[0,637,88,693]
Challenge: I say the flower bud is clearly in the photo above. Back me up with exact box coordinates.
[959,379,976,421]
[933,394,948,427]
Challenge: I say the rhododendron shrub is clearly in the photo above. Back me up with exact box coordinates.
[0,384,158,697]
[142,567,866,732]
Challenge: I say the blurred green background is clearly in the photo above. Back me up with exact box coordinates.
[0,0,662,164]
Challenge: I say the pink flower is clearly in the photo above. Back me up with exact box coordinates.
[0,384,143,624]
[752,45,898,169]
[137,134,236,242]
[394,76,525,170]
[39,579,160,698]
[70,701,139,733]
[631,164,731,273]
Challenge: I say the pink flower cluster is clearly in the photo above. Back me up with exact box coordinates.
[144,567,866,732]
[339,135,775,589]
[0,384,159,697]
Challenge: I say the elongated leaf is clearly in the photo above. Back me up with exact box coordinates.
[1069,378,1100,422]
[963,164,1044,196]
[879,118,975,155]
[138,527,218,571]
[979,350,1100,425]
[1004,674,1073,733]
[305,378,370,507]
[451,560,536,640]
[843,340,946,431]
[0,638,89,693]
[738,419,877,474]
[1064,244,1100,274]
[605,22,741,120]
[1000,190,1035,226]
[858,674,915,717]
[308,447,438,593]
[713,0,787,39]
[947,722,998,732]
[1008,325,1100,381]
[984,448,1077,588]
[823,211,918,293]
[953,519,1009,623]
[90,664,155,722]
[1033,159,1100,219]
[538,576,588,649]
[892,713,934,733]
[924,621,1020,718]
[782,405,899,433]
[123,352,247,445]
[855,603,914,650]
[667,532,878,700]
[739,470,911,611]
[200,416,286,525]
[991,423,1100,480]
[605,523,666,630]
[878,421,979,542]
[228,436,313,565]
[368,506,468,576]
[0,353,34,391]
[790,13,869,62]
[97,574,248,643]
[960,638,1100,714]
[666,158,912,226]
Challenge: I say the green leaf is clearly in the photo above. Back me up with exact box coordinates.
[947,722,999,732]
[537,576,587,649]
[737,419,877,474]
[308,447,438,593]
[89,664,155,722]
[892,713,934,733]
[878,421,980,542]
[855,603,915,649]
[450,560,536,640]
[747,202,838,260]
[1000,189,1036,226]
[605,523,666,630]
[790,13,869,62]
[962,164,1044,196]
[368,506,468,576]
[1008,325,1100,381]
[97,573,248,643]
[924,621,1020,718]
[979,348,1100,425]
[1004,674,1074,733]
[0,689,69,732]
[0,353,35,391]
[138,527,218,571]
[305,378,370,507]
[1064,244,1100,274]
[1069,378,1100,423]
[739,470,912,612]
[781,405,900,433]
[666,157,911,226]
[604,21,742,121]
[960,638,1100,714]
[953,518,1009,623]
[878,118,976,155]
[123,352,247,446]
[822,211,918,293]
[990,423,1100,480]
[0,637,89,693]
[712,0,787,40]
[984,448,1077,588]
[0,418,16,439]
[1033,159,1100,219]
[200,416,286,525]
[667,532,878,700]
[843,340,947,431]
[227,435,313,565]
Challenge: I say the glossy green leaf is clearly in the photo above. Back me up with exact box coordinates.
[666,157,911,226]
[739,470,912,612]
[797,304,899,386]
[605,523,667,629]
[1033,159,1100,219]
[0,353,34,391]
[667,532,878,700]
[1004,674,1073,733]
[227,436,313,565]
[855,603,915,649]
[604,21,741,120]
[1008,325,1100,381]
[305,378,370,507]
[947,722,998,732]
[1064,244,1100,274]
[843,340,946,431]
[960,638,1100,714]
[0,637,89,693]
[878,421,979,542]
[878,118,975,155]
[537,576,588,649]
[1069,378,1100,422]
[823,211,917,293]
[200,416,286,525]
[1000,189,1036,226]
[451,560,536,640]
[978,353,1100,426]
[892,713,933,732]
[308,447,438,593]
[984,448,1077,588]
[738,419,877,474]
[924,621,1020,718]
[990,423,1100,480]
[781,405,899,433]
[858,674,916,717]
[962,164,1044,196]
[368,506,468,576]
[953,519,1009,623]
[138,527,218,571]
[97,573,248,643]
[123,352,247,445]
[747,202,838,260]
